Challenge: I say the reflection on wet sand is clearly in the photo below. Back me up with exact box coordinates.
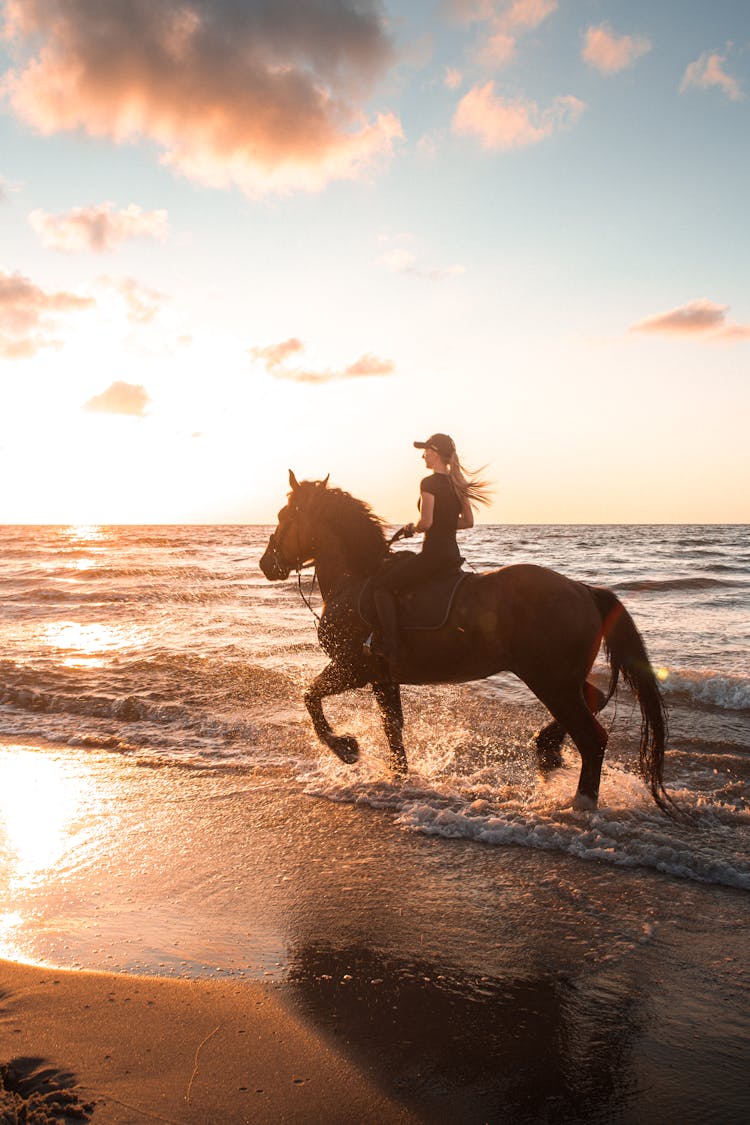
[0,749,92,888]
[0,747,100,961]
[285,943,643,1122]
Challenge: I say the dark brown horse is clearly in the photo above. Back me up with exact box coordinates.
[260,472,670,812]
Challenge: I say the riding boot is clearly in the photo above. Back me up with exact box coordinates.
[373,589,402,680]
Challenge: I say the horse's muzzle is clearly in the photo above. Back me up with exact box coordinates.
[259,543,291,581]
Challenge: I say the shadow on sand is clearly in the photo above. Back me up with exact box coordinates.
[285,942,644,1124]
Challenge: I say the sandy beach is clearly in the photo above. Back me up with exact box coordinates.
[1,738,750,1123]
[1,957,417,1124]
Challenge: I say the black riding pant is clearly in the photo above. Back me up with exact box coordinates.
[373,548,459,595]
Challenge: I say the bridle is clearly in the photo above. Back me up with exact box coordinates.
[267,511,313,575]
[267,511,321,624]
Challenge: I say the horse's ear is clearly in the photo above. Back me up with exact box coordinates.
[321,474,329,488]
[289,469,300,492]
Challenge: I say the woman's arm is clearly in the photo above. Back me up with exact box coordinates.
[456,499,474,529]
[414,490,434,533]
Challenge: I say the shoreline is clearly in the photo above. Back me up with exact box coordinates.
[0,956,417,1124]
[1,740,750,1122]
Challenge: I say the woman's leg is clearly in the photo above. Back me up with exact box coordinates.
[371,553,434,678]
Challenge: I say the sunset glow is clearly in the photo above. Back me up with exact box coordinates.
[1,1,747,524]
[0,748,91,889]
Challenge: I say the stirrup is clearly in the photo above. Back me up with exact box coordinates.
[363,632,386,659]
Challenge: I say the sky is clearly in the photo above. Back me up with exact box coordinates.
[0,0,748,525]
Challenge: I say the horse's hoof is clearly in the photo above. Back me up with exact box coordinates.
[572,791,598,811]
[389,756,408,778]
[330,736,359,765]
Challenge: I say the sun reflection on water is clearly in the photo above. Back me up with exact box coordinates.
[41,620,149,667]
[0,747,103,963]
[61,524,108,545]
[0,748,95,888]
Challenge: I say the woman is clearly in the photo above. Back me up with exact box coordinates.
[371,433,492,676]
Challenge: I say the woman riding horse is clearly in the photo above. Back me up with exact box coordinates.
[371,433,491,678]
[259,473,671,813]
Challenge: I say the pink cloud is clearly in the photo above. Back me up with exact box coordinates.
[451,0,557,70]
[344,354,395,377]
[631,299,750,341]
[582,24,651,74]
[476,32,516,68]
[680,50,744,102]
[250,338,305,371]
[83,380,151,416]
[252,337,394,384]
[0,268,93,358]
[446,0,556,30]
[503,0,558,32]
[444,66,464,90]
[2,0,402,196]
[28,202,168,252]
[453,82,584,149]
[97,276,167,325]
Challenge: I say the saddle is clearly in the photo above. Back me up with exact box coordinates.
[359,564,468,632]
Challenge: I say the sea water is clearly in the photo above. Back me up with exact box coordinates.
[0,522,748,890]
[2,522,749,1121]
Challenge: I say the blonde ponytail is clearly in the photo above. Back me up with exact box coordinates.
[447,451,493,511]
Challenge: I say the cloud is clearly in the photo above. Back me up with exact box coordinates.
[251,338,305,371]
[680,50,744,102]
[446,0,556,30]
[0,174,23,201]
[582,24,651,75]
[98,276,168,324]
[453,82,584,149]
[444,66,464,90]
[2,0,402,196]
[501,0,557,32]
[28,202,169,252]
[476,32,516,68]
[343,353,394,377]
[376,246,466,281]
[251,337,394,384]
[631,299,750,341]
[0,267,93,358]
[83,380,151,416]
[446,0,557,69]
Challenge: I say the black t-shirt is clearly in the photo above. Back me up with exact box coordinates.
[420,473,461,561]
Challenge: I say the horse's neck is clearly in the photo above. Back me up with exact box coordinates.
[314,532,378,598]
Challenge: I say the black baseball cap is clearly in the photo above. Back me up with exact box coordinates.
[413,433,456,460]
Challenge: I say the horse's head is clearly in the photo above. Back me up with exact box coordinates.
[259,469,329,581]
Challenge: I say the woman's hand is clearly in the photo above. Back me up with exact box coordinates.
[402,522,416,537]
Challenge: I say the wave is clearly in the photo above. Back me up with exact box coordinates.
[616,576,741,593]
[662,669,750,713]
[301,758,750,891]
[0,583,260,607]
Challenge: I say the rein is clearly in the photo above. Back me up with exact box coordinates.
[297,567,321,625]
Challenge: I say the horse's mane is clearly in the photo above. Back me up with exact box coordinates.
[297,481,388,575]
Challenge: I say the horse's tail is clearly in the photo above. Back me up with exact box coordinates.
[589,586,672,812]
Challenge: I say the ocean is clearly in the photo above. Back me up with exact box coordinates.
[1,521,749,1120]
[1,523,748,852]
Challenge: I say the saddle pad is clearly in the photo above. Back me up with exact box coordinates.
[359,571,468,632]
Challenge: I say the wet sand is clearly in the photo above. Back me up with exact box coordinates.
[0,957,416,1123]
[1,741,750,1123]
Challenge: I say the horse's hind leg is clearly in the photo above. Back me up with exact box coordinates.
[583,681,608,714]
[372,681,407,775]
[528,680,609,809]
[535,682,606,776]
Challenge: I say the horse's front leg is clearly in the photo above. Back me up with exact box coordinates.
[304,661,368,765]
[372,681,407,776]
